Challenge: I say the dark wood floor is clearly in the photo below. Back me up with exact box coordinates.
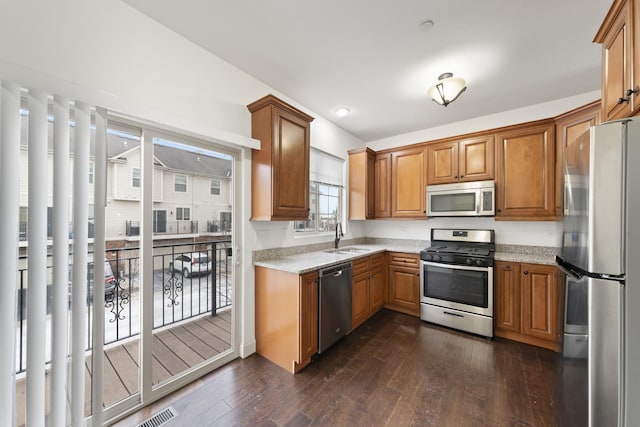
[113,309,587,427]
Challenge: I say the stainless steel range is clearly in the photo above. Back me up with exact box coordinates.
[420,228,495,337]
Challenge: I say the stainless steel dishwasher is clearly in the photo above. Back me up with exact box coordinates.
[318,262,352,353]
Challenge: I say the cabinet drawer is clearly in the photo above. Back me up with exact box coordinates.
[388,252,419,268]
[370,253,384,268]
[352,257,370,276]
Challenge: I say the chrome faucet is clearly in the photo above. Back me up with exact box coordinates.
[334,222,344,249]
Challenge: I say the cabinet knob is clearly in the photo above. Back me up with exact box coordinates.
[504,265,511,270]
[454,175,458,179]
[617,87,639,104]
[460,175,464,178]
[415,273,420,277]
[523,271,528,275]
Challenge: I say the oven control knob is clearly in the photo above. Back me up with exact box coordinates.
[475,259,483,266]
[424,254,432,261]
[466,258,473,265]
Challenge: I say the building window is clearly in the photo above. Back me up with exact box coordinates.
[174,174,187,192]
[132,168,141,188]
[210,179,221,195]
[294,182,343,234]
[176,207,190,221]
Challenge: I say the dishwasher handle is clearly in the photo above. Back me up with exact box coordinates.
[319,262,352,277]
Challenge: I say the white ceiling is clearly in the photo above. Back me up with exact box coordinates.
[122,0,612,142]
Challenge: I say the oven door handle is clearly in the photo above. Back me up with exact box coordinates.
[421,260,491,272]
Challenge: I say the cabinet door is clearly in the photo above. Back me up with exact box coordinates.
[375,153,392,218]
[273,109,311,219]
[600,1,633,121]
[427,140,458,185]
[495,121,556,219]
[521,264,559,343]
[299,271,318,363]
[555,102,600,215]
[352,272,370,327]
[391,147,426,218]
[494,261,521,333]
[369,258,385,313]
[388,264,420,314]
[348,148,375,220]
[459,135,494,182]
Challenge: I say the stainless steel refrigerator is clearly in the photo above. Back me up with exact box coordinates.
[556,117,640,426]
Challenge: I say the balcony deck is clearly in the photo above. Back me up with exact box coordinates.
[16,309,232,425]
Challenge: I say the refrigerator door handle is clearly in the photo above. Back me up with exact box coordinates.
[556,256,626,284]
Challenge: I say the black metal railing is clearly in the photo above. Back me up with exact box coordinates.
[15,239,232,374]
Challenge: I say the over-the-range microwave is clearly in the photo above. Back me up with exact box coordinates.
[426,180,495,217]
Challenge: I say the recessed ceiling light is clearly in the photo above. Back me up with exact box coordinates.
[419,19,434,32]
[335,107,351,117]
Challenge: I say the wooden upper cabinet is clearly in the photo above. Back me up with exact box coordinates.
[595,0,639,121]
[495,120,557,220]
[247,94,314,221]
[391,146,427,218]
[427,135,494,185]
[375,152,392,218]
[348,148,376,220]
[554,101,601,216]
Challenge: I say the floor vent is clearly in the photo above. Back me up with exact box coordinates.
[136,406,178,427]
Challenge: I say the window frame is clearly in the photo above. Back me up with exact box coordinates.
[294,181,344,236]
[174,174,187,193]
[176,207,190,221]
[132,167,141,188]
[210,179,221,196]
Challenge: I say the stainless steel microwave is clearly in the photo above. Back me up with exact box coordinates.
[426,180,495,217]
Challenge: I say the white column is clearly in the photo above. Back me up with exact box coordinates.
[51,95,70,427]
[91,107,107,426]
[71,102,90,427]
[26,89,48,427]
[0,81,21,427]
[141,130,153,401]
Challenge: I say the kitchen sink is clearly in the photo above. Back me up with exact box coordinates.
[324,247,370,254]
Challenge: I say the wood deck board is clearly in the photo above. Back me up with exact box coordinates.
[186,321,230,353]
[153,329,205,368]
[169,325,219,360]
[105,344,140,395]
[16,312,232,426]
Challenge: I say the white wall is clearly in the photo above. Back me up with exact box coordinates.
[365,218,563,247]
[0,0,365,369]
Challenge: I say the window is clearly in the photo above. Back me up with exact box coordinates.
[174,174,187,192]
[220,211,232,231]
[294,148,344,235]
[295,182,343,234]
[176,207,190,221]
[132,167,141,188]
[210,179,221,195]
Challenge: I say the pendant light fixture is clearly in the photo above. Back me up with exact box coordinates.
[428,72,467,107]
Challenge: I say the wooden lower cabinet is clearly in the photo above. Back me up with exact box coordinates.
[385,252,420,316]
[255,267,318,373]
[494,261,564,351]
[352,253,385,329]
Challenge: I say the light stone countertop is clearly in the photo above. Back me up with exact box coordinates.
[494,252,557,266]
[253,242,560,274]
[253,244,420,274]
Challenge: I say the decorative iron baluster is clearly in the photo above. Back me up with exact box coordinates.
[164,269,183,307]
[106,276,130,323]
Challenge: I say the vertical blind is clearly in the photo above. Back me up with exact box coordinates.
[0,81,106,426]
